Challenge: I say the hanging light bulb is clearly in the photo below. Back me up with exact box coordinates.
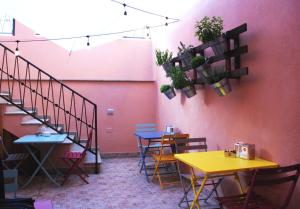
[165,17,169,26]
[86,35,90,48]
[146,26,151,39]
[123,3,127,15]
[14,40,20,56]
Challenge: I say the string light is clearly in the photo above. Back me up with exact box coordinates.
[111,0,179,21]
[145,25,151,39]
[123,3,127,15]
[86,35,90,48]
[14,40,20,56]
[165,17,169,26]
[0,21,179,45]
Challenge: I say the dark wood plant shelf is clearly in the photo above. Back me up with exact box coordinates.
[170,23,249,84]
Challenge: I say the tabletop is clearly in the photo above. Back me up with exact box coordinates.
[14,134,67,144]
[135,131,168,139]
[175,150,278,175]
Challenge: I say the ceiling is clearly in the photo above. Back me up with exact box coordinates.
[1,0,199,50]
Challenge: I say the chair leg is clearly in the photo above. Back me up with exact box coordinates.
[61,159,79,185]
[152,160,159,181]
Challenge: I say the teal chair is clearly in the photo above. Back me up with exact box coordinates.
[3,169,18,198]
[135,123,161,181]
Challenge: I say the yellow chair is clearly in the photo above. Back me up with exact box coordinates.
[152,134,189,189]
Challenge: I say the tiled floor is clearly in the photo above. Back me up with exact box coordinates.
[9,157,219,209]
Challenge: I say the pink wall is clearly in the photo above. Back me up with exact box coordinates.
[0,21,154,81]
[2,81,156,154]
[152,0,300,207]
[0,21,157,154]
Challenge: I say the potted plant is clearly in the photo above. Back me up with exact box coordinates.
[160,84,176,100]
[195,16,227,55]
[191,55,211,83]
[155,49,173,76]
[177,42,194,71]
[201,68,231,96]
[170,67,196,98]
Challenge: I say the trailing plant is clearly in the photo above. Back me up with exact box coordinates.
[160,84,172,93]
[191,56,206,69]
[170,67,190,89]
[195,16,223,43]
[177,42,194,55]
[155,49,173,66]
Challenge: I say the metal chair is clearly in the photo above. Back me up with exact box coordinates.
[0,136,29,171]
[3,169,18,198]
[175,137,223,208]
[0,159,34,209]
[152,134,189,189]
[218,164,300,209]
[135,124,160,172]
[61,131,92,185]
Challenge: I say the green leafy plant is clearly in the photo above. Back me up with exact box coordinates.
[170,67,190,89]
[155,49,173,66]
[203,70,229,84]
[191,56,206,69]
[160,84,172,93]
[195,16,223,43]
[177,42,194,55]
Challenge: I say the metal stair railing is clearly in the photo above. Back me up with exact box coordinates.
[0,42,99,173]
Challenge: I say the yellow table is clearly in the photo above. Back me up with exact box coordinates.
[174,150,278,209]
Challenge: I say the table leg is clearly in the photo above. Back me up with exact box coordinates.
[234,172,244,194]
[190,175,208,209]
[22,144,60,188]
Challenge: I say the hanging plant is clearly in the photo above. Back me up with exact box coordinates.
[195,16,227,55]
[170,67,196,98]
[160,84,176,100]
[155,49,173,76]
[177,42,194,70]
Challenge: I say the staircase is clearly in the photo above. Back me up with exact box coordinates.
[0,42,100,173]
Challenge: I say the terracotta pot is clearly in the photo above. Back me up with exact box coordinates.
[163,88,176,100]
[182,85,196,98]
[210,78,232,96]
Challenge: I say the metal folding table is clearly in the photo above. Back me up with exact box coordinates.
[14,134,67,187]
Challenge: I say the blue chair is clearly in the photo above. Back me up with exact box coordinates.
[3,169,18,198]
[135,123,161,181]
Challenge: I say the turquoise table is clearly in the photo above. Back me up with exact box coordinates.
[14,134,67,187]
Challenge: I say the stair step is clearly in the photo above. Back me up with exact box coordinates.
[39,125,63,134]
[0,91,10,97]
[62,133,76,144]
[5,106,36,115]
[21,115,50,125]
[0,98,23,105]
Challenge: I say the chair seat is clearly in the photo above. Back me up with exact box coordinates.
[4,153,29,161]
[152,153,176,161]
[62,151,83,159]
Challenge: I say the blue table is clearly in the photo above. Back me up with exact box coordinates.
[135,131,169,182]
[14,134,67,187]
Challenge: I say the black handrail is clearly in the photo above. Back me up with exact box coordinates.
[0,43,99,173]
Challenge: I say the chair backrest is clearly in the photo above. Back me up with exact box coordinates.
[244,164,300,209]
[3,169,18,198]
[135,123,157,132]
[175,137,207,153]
[160,134,189,154]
